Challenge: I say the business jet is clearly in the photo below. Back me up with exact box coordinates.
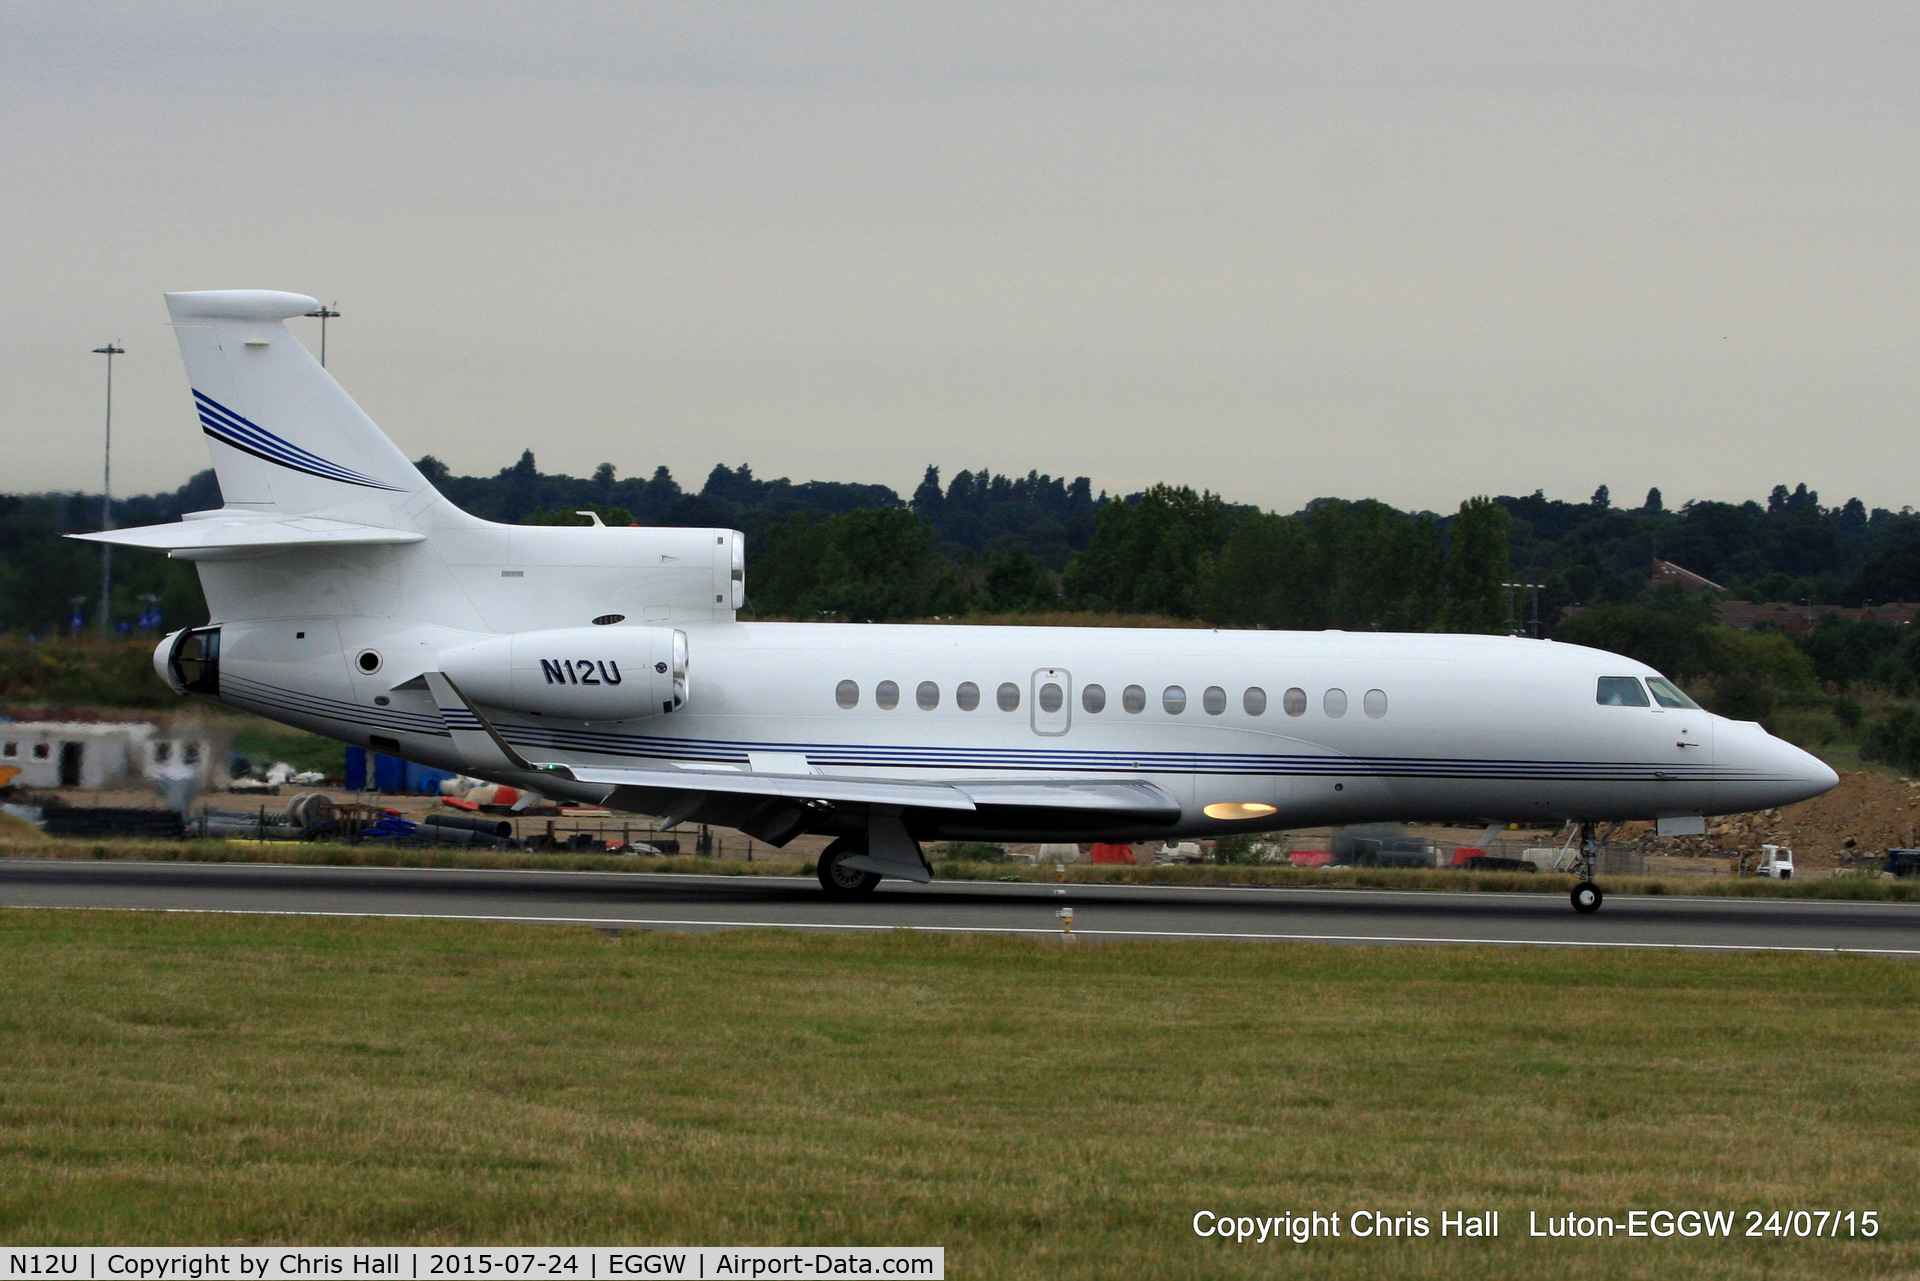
[78,291,1838,913]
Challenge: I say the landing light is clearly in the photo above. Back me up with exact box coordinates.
[1204,802,1277,821]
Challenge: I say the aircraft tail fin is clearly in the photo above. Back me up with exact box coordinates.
[165,291,433,522]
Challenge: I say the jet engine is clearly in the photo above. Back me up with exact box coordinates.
[439,626,687,720]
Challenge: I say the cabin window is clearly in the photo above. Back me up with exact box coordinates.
[1364,689,1388,719]
[956,681,980,711]
[1039,682,1064,713]
[1163,685,1187,714]
[835,680,859,709]
[876,680,900,710]
[1122,685,1147,714]
[1324,688,1348,718]
[1202,686,1227,715]
[1596,677,1649,707]
[997,682,1021,712]
[1646,676,1699,710]
[1082,684,1107,713]
[916,681,940,710]
[1243,687,1267,716]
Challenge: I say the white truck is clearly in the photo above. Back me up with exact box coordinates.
[1755,844,1795,879]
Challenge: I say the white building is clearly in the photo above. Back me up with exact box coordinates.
[0,721,175,790]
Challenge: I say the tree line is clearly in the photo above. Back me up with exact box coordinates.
[6,456,1920,649]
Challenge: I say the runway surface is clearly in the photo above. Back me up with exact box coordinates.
[1,858,1917,954]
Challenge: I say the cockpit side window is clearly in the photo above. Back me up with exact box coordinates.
[1596,676,1650,707]
[1646,676,1699,710]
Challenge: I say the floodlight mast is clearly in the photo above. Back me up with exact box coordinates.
[304,303,339,366]
[92,342,124,641]
[1502,581,1545,639]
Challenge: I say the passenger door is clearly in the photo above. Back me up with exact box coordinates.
[1031,668,1072,736]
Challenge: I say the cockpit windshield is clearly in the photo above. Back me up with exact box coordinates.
[1596,676,1649,707]
[1646,676,1699,710]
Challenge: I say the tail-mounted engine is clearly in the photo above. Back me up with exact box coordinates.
[439,626,688,720]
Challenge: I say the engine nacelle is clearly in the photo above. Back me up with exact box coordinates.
[439,626,687,721]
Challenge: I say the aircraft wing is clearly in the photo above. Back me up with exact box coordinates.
[564,764,979,812]
[561,765,1181,820]
[423,670,1184,860]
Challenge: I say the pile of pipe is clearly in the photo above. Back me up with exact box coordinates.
[415,812,516,847]
[196,794,521,847]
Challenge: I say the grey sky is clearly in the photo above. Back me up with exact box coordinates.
[7,3,1918,513]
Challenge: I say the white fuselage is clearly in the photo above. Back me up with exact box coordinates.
[203,614,1836,841]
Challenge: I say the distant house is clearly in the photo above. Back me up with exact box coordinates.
[1714,601,1820,634]
[1651,559,1727,593]
[1714,600,1918,635]
[1647,558,1917,633]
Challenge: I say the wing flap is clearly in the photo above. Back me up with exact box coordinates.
[565,765,978,812]
[951,778,1183,817]
[563,766,1182,819]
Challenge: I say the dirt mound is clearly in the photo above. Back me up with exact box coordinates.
[1646,770,1917,870]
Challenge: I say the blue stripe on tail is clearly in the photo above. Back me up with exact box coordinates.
[192,390,404,491]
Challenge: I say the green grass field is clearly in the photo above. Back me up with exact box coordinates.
[0,910,1914,1278]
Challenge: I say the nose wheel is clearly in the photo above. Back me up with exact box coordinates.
[1567,820,1612,913]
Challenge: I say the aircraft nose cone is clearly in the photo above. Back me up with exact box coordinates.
[1800,750,1840,796]
[1714,718,1839,811]
[1769,734,1839,801]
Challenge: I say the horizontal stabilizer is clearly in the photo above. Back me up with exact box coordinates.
[69,515,425,559]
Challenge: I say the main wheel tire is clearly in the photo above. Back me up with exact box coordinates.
[817,839,882,897]
[1571,881,1603,914]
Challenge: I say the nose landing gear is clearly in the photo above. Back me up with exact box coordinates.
[1568,820,1611,913]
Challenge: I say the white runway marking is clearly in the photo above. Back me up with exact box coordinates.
[8,902,1918,956]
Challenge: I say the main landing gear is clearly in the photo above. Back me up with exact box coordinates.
[817,838,882,898]
[814,813,933,896]
[1568,819,1609,914]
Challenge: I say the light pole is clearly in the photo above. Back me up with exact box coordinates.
[304,303,339,366]
[92,342,124,641]
[1502,581,1546,639]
